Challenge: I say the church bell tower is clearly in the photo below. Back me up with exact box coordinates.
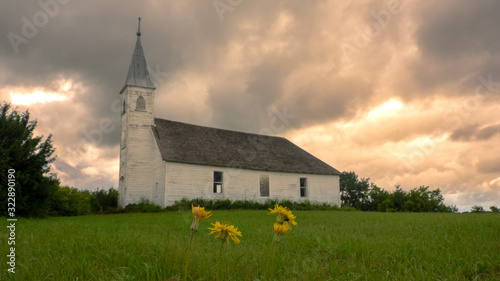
[118,18,156,207]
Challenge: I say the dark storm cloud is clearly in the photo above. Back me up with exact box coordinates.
[450,123,500,141]
[1,1,146,147]
[286,76,374,127]
[2,0,499,143]
[409,0,500,97]
[208,54,294,133]
[449,124,480,141]
[165,0,345,132]
[0,0,224,146]
[416,1,500,60]
[0,0,394,140]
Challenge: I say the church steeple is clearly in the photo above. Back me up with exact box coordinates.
[118,17,157,208]
[123,17,155,90]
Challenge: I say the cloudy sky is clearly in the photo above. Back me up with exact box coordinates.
[1,0,499,211]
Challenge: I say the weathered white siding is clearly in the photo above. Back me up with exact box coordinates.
[119,86,157,206]
[151,134,166,207]
[163,161,340,206]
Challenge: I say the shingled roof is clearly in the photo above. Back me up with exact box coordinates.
[152,118,340,175]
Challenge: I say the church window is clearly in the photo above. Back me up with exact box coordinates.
[119,176,125,190]
[300,177,308,197]
[135,95,146,111]
[213,171,223,194]
[122,100,126,115]
[121,130,126,148]
[260,175,269,197]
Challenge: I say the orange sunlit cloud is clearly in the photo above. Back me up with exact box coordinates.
[9,80,74,105]
[11,91,67,105]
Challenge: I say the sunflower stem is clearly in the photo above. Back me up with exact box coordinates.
[216,239,225,281]
[183,231,195,281]
[269,236,277,281]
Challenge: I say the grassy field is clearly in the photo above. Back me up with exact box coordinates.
[1,211,499,280]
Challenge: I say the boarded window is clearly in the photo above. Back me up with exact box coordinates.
[121,130,126,148]
[300,177,307,197]
[213,171,223,193]
[135,95,146,111]
[260,175,269,197]
[119,176,125,191]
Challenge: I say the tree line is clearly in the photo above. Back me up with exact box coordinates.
[340,171,459,212]
[50,185,119,216]
[340,171,499,213]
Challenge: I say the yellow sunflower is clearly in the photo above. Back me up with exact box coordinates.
[268,203,298,230]
[273,223,289,236]
[208,221,242,244]
[190,204,213,232]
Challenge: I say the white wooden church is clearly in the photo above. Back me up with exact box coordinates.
[118,20,341,207]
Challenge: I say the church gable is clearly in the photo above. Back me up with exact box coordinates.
[152,118,340,175]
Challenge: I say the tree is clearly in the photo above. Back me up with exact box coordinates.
[339,171,370,208]
[50,184,91,216]
[360,184,389,211]
[376,186,404,212]
[379,186,407,212]
[90,188,119,214]
[448,205,459,213]
[490,206,500,213]
[340,170,456,213]
[471,205,485,213]
[0,103,58,217]
[402,186,447,212]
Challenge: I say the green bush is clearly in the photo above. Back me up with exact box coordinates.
[50,185,91,216]
[122,199,163,213]
[168,198,341,211]
[90,188,119,214]
[339,206,357,212]
[471,205,486,213]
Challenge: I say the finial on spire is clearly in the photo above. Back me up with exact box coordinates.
[137,17,142,36]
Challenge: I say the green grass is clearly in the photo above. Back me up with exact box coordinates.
[1,211,499,280]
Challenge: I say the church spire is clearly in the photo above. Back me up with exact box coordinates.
[123,17,155,90]
[137,17,142,36]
